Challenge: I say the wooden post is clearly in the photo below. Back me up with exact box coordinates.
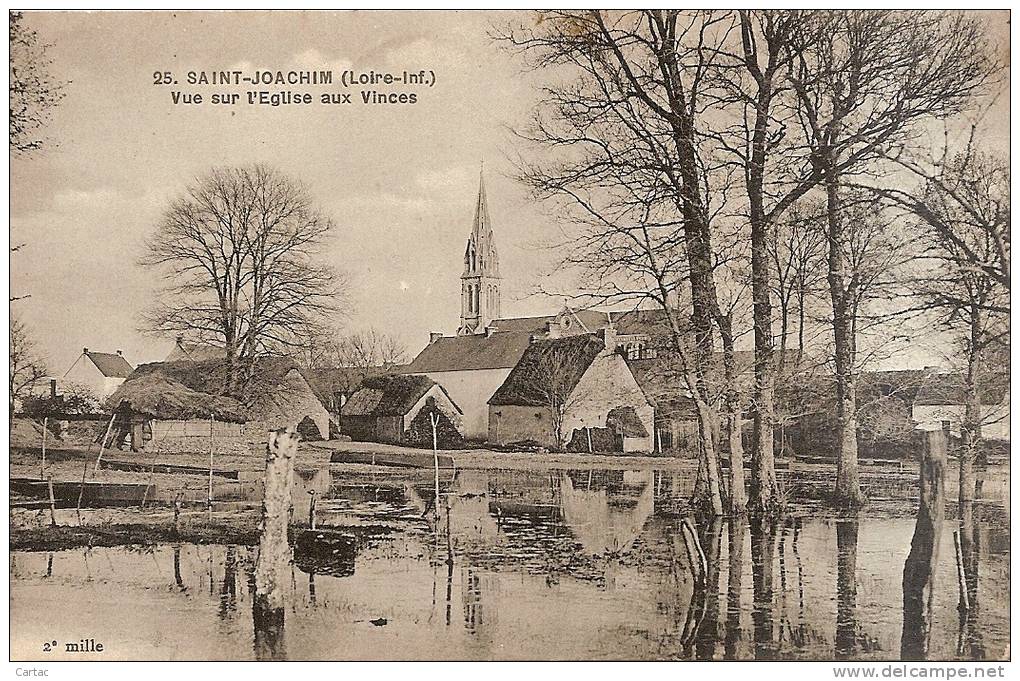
[430,412,441,520]
[901,429,947,661]
[953,530,970,613]
[46,477,57,527]
[308,490,317,530]
[172,492,183,538]
[76,458,89,525]
[93,412,117,476]
[253,427,297,661]
[40,416,48,479]
[207,416,215,512]
[586,427,593,454]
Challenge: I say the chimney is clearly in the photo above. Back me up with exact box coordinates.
[176,335,184,345]
[82,347,89,355]
[598,327,616,356]
[49,379,57,399]
[485,326,495,338]
[116,349,123,356]
[429,332,443,344]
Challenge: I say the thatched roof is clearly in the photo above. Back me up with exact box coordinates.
[107,356,316,423]
[107,361,248,423]
[342,374,456,417]
[488,334,604,407]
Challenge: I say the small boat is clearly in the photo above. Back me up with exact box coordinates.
[330,450,455,470]
[11,477,152,508]
[99,458,240,479]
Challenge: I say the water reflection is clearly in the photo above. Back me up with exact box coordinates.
[9,463,1011,661]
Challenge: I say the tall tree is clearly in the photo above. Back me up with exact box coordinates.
[786,10,995,506]
[142,163,342,395]
[878,147,1009,511]
[9,11,64,155]
[500,10,735,515]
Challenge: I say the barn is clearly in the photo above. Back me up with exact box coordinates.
[340,374,463,446]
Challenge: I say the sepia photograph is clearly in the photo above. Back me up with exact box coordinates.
[7,8,1012,666]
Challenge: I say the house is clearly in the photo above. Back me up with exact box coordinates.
[107,357,332,452]
[62,348,134,399]
[340,374,463,446]
[487,330,654,452]
[912,371,1010,442]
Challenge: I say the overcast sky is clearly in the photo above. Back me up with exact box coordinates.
[10,10,1010,375]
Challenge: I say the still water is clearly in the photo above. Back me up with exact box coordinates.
[10,465,1010,661]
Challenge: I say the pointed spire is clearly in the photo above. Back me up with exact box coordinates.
[473,162,490,238]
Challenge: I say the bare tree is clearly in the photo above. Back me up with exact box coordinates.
[302,327,408,409]
[786,10,995,506]
[879,146,1009,511]
[9,313,47,424]
[499,10,736,515]
[9,11,64,155]
[142,163,343,396]
[767,201,826,370]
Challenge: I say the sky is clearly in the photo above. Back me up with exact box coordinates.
[9,10,1010,375]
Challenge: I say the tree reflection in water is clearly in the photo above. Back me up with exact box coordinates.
[750,515,780,660]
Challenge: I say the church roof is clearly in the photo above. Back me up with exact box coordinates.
[404,332,535,373]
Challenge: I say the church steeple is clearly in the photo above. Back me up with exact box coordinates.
[458,167,501,335]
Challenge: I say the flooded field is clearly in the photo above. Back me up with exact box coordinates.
[10,463,1010,661]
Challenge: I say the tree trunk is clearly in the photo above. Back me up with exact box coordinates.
[824,163,865,508]
[696,401,724,517]
[716,313,745,515]
[746,76,780,517]
[750,514,779,660]
[835,519,860,659]
[960,304,983,513]
[901,429,946,661]
[253,427,297,661]
[724,519,745,660]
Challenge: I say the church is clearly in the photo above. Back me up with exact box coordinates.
[403,172,658,447]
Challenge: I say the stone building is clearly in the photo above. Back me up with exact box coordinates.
[341,374,462,446]
[487,330,654,452]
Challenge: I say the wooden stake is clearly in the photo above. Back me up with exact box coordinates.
[586,427,593,454]
[46,477,57,527]
[40,416,48,479]
[93,412,117,476]
[953,530,970,613]
[76,458,88,526]
[308,490,317,530]
[430,412,441,520]
[207,415,215,512]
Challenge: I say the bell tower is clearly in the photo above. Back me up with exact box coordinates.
[458,168,501,335]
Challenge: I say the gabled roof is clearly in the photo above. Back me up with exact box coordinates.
[341,374,460,417]
[404,332,536,373]
[86,351,134,378]
[166,341,224,363]
[489,334,605,407]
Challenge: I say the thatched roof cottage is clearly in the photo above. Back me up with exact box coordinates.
[108,357,332,451]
